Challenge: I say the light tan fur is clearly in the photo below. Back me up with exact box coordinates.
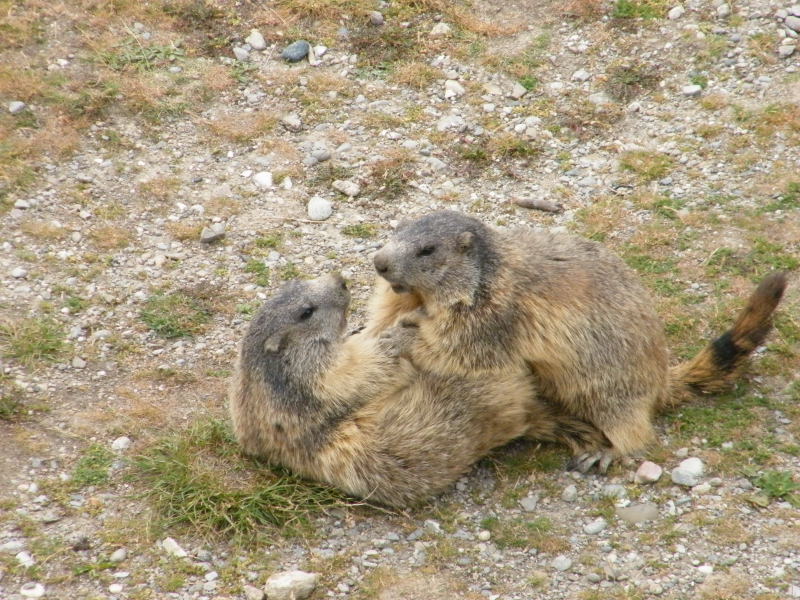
[372,211,787,470]
[230,273,608,506]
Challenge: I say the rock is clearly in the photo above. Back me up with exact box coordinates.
[571,69,591,82]
[786,16,800,32]
[562,484,578,502]
[282,40,311,62]
[616,502,659,524]
[444,79,466,98]
[161,537,188,558]
[552,555,572,571]
[483,82,503,95]
[71,357,86,369]
[233,46,250,61]
[311,148,331,162]
[111,436,132,451]
[668,6,685,19]
[369,11,384,26]
[588,92,613,105]
[477,530,491,541]
[253,171,273,189]
[778,44,796,58]
[281,113,302,132]
[20,583,46,598]
[602,484,627,498]
[1,540,25,553]
[429,22,452,36]
[682,84,702,96]
[9,100,27,114]
[11,266,28,278]
[16,551,35,567]
[672,457,704,486]
[332,180,360,197]
[519,494,539,512]
[244,584,265,600]
[307,197,333,221]
[109,583,124,593]
[635,461,663,484]
[200,223,226,243]
[110,548,127,563]
[245,29,266,51]
[264,570,319,600]
[436,114,466,132]
[14,199,30,209]
[716,3,730,18]
[583,518,607,535]
[424,519,442,534]
[510,82,528,99]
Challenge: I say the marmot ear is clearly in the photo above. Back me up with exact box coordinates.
[263,333,285,354]
[457,231,474,253]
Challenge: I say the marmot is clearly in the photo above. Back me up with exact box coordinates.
[371,210,787,471]
[229,273,608,507]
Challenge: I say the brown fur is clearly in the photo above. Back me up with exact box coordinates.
[371,211,787,469]
[229,273,608,507]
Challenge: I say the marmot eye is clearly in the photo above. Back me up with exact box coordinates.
[299,306,316,321]
[417,245,436,257]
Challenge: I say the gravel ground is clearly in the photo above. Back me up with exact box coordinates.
[1,1,799,599]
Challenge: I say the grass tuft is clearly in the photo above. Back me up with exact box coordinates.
[754,470,800,507]
[132,419,348,540]
[140,291,213,338]
[0,317,65,364]
[72,443,115,488]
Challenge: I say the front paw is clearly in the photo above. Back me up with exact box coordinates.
[379,323,418,358]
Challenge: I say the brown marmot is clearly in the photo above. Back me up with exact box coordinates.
[229,273,609,507]
[371,210,787,471]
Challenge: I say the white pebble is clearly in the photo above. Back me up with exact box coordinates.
[253,171,273,189]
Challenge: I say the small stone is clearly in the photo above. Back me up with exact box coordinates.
[161,537,188,558]
[429,22,452,36]
[444,79,466,98]
[602,484,627,498]
[483,82,503,95]
[332,179,360,197]
[477,530,491,541]
[369,11,384,26]
[9,100,27,114]
[72,356,86,369]
[253,171,273,189]
[282,40,311,62]
[111,436,132,451]
[20,583,45,598]
[11,267,28,278]
[584,518,607,535]
[436,114,466,132]
[307,197,333,221]
[110,548,127,563]
[264,570,319,600]
[635,461,663,484]
[792,4,800,17]
[698,564,714,575]
[588,92,612,105]
[552,555,572,572]
[233,46,250,61]
[14,199,30,209]
[682,84,703,96]
[616,502,659,524]
[510,82,528,99]
[245,29,266,51]
[571,69,591,82]
[281,113,302,132]
[716,3,730,18]
[200,223,226,243]
[693,482,712,494]
[519,494,539,512]
[668,6,685,19]
[1,541,25,553]
[424,519,442,534]
[109,583,124,593]
[778,44,796,58]
[244,584,265,600]
[562,484,578,502]
[786,16,800,32]
[16,551,35,567]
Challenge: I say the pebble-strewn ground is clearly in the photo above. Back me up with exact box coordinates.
[1,1,799,599]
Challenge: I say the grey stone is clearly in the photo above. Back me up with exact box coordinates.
[562,484,578,502]
[510,82,528,99]
[668,6,685,19]
[444,79,466,98]
[161,537,188,558]
[332,179,361,197]
[588,92,613,105]
[253,171,273,188]
[282,40,311,62]
[109,548,127,563]
[671,468,701,486]
[682,84,703,96]
[436,114,466,132]
[111,436,132,451]
[778,44,796,58]
[264,570,318,600]
[244,584,265,600]
[552,555,572,571]
[616,503,659,524]
[200,223,226,243]
[9,101,26,114]
[429,22,451,36]
[716,3,730,17]
[20,582,46,598]
[14,199,30,209]
[571,69,591,82]
[602,484,627,498]
[635,461,663,484]
[281,113,302,132]
[584,518,607,535]
[233,46,250,61]
[519,494,539,512]
[71,357,86,369]
[307,197,333,221]
[11,267,28,278]
[369,11,384,26]
[786,16,800,32]
[245,29,266,51]
[311,149,331,162]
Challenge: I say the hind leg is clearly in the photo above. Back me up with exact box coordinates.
[571,405,657,473]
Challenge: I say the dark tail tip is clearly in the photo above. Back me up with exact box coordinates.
[755,271,788,306]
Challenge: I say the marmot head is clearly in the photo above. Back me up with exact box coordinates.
[242,273,350,375]
[373,210,496,307]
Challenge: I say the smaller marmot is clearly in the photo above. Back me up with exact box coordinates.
[229,273,608,507]
[371,210,787,471]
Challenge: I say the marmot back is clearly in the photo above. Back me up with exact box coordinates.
[371,210,787,471]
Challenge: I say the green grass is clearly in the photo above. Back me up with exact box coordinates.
[612,0,668,19]
[279,262,302,280]
[99,39,185,72]
[480,515,567,552]
[605,63,659,102]
[341,223,377,238]
[140,291,213,338]
[244,259,270,287]
[255,233,283,249]
[705,238,799,279]
[759,181,800,213]
[132,419,348,541]
[72,443,115,488]
[619,151,674,182]
[0,317,65,364]
[754,470,800,507]
[0,393,24,421]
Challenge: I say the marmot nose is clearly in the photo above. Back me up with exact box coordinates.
[373,253,389,275]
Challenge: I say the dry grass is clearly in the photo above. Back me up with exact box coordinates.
[89,224,132,250]
[204,196,241,218]
[200,112,277,143]
[20,220,68,240]
[138,176,181,203]
[166,222,203,241]
[389,61,443,90]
